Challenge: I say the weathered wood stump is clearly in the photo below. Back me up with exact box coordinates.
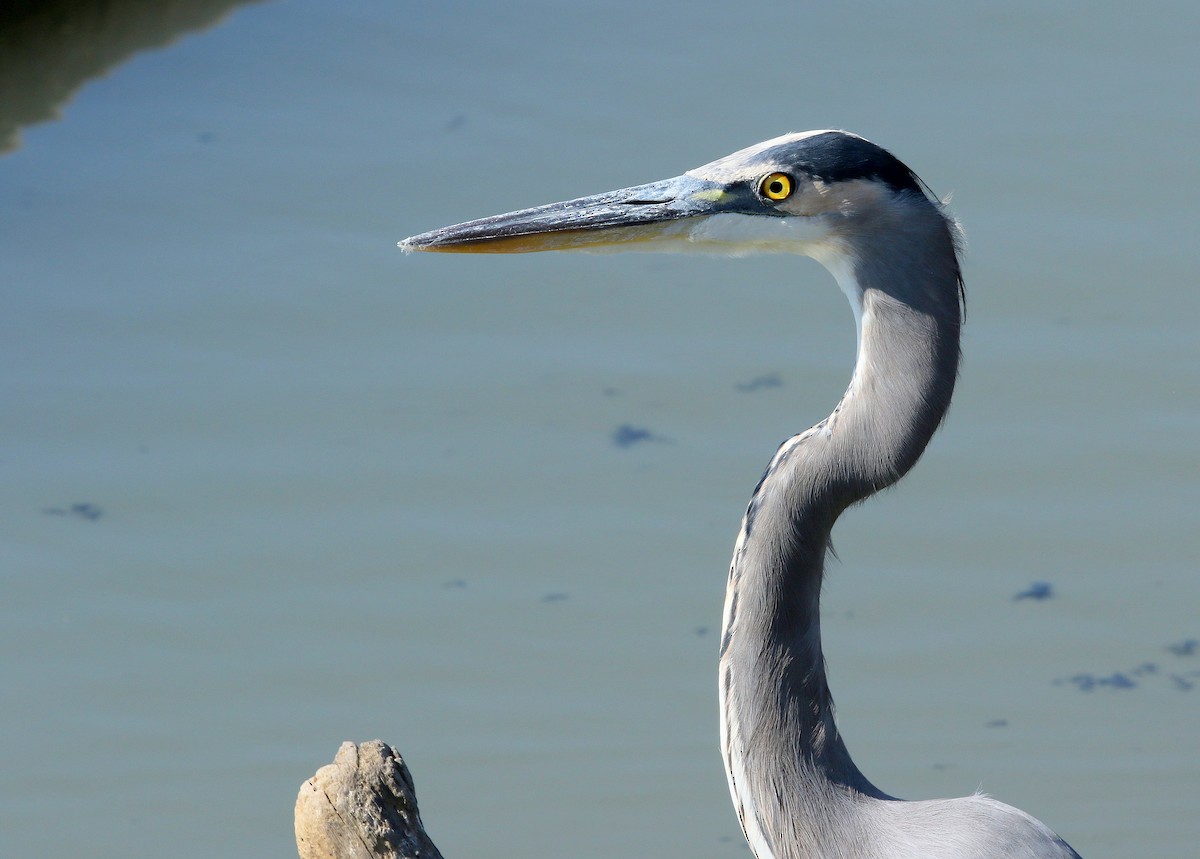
[295,741,444,859]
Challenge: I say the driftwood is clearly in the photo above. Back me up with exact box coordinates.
[295,741,444,859]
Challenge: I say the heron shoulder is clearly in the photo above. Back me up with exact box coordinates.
[870,794,1082,858]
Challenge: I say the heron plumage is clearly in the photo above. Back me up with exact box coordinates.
[402,130,1082,859]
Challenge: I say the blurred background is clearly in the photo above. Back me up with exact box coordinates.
[1,1,1196,856]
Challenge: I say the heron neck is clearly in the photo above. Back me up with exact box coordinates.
[719,233,962,857]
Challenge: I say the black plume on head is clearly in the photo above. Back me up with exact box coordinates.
[775,132,925,195]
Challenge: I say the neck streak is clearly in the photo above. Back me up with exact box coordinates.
[718,211,963,859]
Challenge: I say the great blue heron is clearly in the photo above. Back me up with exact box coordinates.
[401,130,1083,858]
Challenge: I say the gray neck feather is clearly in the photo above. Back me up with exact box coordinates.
[719,197,962,858]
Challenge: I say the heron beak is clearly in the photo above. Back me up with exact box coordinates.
[399,174,740,254]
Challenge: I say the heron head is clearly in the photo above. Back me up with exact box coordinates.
[399,130,935,262]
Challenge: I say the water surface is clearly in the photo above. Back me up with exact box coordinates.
[1,2,1196,856]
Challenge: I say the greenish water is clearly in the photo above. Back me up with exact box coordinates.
[1,2,1196,856]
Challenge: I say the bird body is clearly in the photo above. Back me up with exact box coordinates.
[402,131,1082,858]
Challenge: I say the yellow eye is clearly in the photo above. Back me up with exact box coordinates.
[759,172,793,201]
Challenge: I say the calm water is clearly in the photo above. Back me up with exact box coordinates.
[2,2,1197,856]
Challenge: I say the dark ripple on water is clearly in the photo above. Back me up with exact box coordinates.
[1055,640,1200,692]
